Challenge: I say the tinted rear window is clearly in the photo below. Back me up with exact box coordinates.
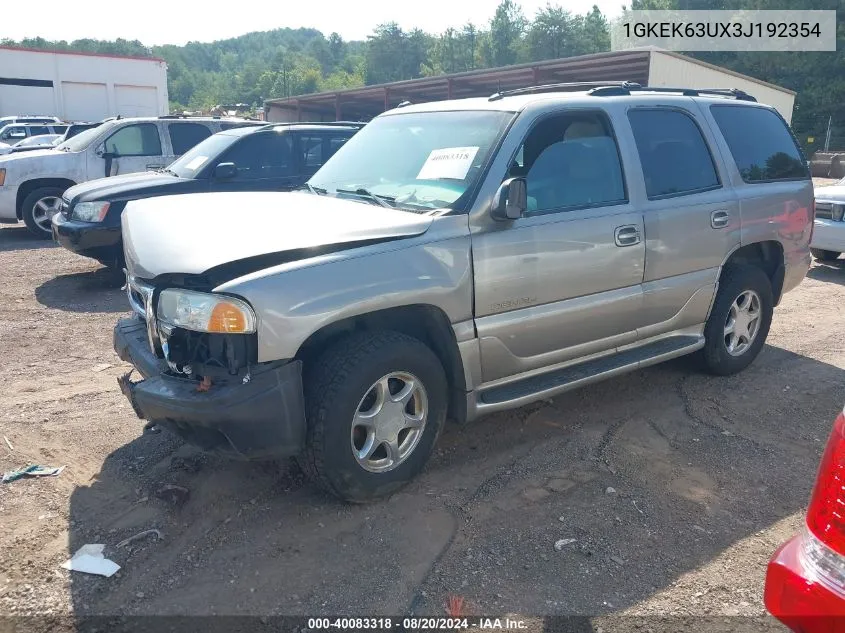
[710,105,808,183]
[168,122,212,155]
[628,109,720,199]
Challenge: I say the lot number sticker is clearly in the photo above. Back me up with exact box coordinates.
[417,146,479,180]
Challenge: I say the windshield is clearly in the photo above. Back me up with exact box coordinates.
[309,110,514,213]
[16,135,59,147]
[56,122,112,152]
[168,132,240,178]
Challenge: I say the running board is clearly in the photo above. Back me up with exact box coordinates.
[475,335,704,414]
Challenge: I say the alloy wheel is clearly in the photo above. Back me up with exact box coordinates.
[724,289,762,357]
[350,372,428,473]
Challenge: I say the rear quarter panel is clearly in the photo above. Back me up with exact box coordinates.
[698,102,813,295]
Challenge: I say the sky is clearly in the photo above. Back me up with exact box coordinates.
[1,0,624,46]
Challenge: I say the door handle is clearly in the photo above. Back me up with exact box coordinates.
[711,209,730,229]
[614,225,641,247]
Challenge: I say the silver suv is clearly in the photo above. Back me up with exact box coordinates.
[114,82,813,501]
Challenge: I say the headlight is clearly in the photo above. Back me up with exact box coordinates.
[833,204,845,222]
[71,201,110,222]
[157,289,256,334]
[0,168,5,186]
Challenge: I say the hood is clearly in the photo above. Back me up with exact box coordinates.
[815,184,845,201]
[123,191,433,281]
[65,172,192,204]
[0,147,70,168]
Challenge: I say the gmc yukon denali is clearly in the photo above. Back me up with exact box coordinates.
[113,82,814,501]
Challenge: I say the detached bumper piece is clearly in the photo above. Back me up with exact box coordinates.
[113,317,306,460]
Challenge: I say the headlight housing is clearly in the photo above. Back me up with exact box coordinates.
[157,289,257,334]
[833,204,845,222]
[71,201,110,222]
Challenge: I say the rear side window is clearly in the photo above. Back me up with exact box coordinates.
[329,135,350,158]
[300,135,325,168]
[168,123,213,155]
[710,105,808,183]
[628,109,720,199]
[28,126,50,136]
[104,123,162,157]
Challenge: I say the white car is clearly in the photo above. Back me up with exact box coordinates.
[0,135,61,156]
[0,116,261,237]
[812,178,845,262]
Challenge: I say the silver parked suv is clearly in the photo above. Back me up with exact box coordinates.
[114,82,813,501]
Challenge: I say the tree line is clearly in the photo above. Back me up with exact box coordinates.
[2,0,843,151]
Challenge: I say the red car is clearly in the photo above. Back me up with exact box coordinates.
[765,405,845,631]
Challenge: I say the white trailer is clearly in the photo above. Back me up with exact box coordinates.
[0,46,169,122]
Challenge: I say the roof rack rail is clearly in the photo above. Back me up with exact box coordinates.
[159,114,228,119]
[489,81,642,101]
[588,85,756,102]
[276,120,367,127]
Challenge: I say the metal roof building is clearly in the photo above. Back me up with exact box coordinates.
[265,47,796,124]
[0,46,169,121]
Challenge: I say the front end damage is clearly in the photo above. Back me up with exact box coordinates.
[114,274,306,459]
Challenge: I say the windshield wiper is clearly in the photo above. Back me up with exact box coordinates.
[335,188,395,208]
[302,183,327,195]
[157,167,178,176]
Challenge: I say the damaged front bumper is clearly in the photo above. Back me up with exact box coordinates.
[113,317,306,460]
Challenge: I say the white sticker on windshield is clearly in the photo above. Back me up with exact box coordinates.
[416,146,479,181]
[185,156,208,171]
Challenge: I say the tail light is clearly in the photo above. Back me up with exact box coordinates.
[809,198,816,243]
[807,410,845,558]
[764,409,845,629]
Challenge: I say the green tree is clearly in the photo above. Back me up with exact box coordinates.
[527,4,578,60]
[487,0,527,66]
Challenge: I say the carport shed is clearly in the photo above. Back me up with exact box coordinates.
[265,47,795,124]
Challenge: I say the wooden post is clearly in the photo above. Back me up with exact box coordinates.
[295,100,301,122]
[384,87,390,111]
[447,78,454,99]
[335,94,341,121]
[532,67,541,85]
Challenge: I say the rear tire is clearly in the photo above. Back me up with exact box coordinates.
[811,248,841,262]
[701,265,773,376]
[22,187,64,238]
[299,331,447,502]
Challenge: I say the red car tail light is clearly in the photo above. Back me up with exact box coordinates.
[809,198,816,243]
[807,411,845,558]
[765,409,845,632]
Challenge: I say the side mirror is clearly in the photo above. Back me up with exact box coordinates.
[100,151,116,178]
[213,162,237,180]
[491,177,527,221]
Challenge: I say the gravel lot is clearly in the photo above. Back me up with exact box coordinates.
[0,216,843,631]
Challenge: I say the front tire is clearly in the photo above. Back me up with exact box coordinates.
[811,248,841,262]
[299,331,448,502]
[701,265,773,376]
[22,187,64,238]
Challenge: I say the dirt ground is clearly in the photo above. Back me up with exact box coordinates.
[0,216,843,632]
